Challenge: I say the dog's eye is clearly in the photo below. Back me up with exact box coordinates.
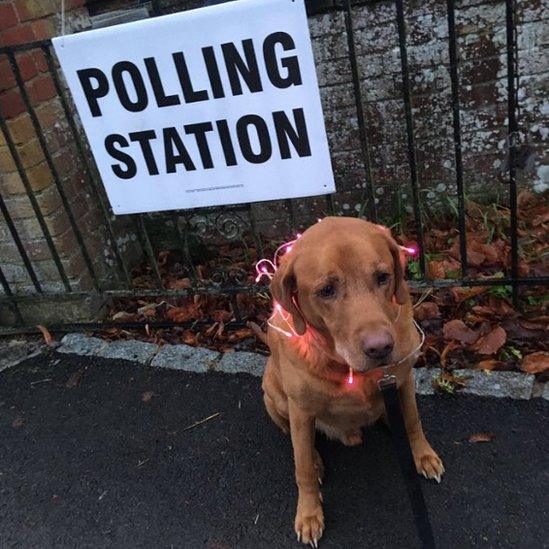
[377,272,390,286]
[316,283,336,299]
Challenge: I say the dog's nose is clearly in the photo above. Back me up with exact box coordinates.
[363,331,394,361]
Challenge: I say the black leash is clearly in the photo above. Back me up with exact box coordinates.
[379,374,436,549]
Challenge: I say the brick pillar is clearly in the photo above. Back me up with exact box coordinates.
[0,0,134,325]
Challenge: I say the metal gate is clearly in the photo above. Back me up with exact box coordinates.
[0,0,547,334]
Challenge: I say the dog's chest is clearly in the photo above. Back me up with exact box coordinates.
[323,384,383,423]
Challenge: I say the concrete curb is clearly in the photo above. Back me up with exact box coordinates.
[0,338,45,374]
[414,368,537,400]
[1,333,546,401]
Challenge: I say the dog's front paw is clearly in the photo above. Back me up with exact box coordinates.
[414,450,445,483]
[295,494,324,547]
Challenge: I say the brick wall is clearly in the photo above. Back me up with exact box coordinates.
[0,0,137,316]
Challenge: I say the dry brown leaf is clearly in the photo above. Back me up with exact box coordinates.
[414,301,440,321]
[166,305,198,323]
[468,432,496,443]
[137,302,158,316]
[141,391,154,402]
[427,260,445,279]
[37,324,53,346]
[167,278,191,291]
[65,369,85,389]
[520,352,549,374]
[12,418,25,428]
[112,311,137,321]
[475,359,502,371]
[472,326,506,355]
[440,341,459,368]
[443,319,479,345]
[451,286,489,305]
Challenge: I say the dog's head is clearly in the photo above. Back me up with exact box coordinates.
[270,217,409,371]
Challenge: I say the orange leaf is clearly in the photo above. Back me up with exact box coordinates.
[166,305,198,323]
[167,278,191,291]
[471,326,506,355]
[443,319,479,345]
[468,432,496,443]
[440,341,459,368]
[37,324,53,346]
[451,286,489,305]
[12,418,25,428]
[427,260,445,279]
[475,359,502,371]
[414,301,440,321]
[520,352,549,374]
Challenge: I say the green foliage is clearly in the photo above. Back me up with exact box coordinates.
[407,259,422,281]
[436,378,455,394]
[488,285,512,299]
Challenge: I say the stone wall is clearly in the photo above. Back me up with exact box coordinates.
[253,0,548,235]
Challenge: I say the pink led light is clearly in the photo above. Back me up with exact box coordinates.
[402,245,418,256]
[254,236,304,338]
[346,368,354,385]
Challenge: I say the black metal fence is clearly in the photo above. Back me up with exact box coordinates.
[0,0,547,334]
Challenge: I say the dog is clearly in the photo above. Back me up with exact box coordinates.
[254,217,444,546]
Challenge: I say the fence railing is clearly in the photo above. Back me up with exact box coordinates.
[0,0,547,334]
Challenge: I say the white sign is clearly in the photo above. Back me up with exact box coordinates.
[53,0,335,215]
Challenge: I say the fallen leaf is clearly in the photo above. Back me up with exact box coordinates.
[450,286,489,305]
[167,305,199,322]
[443,319,479,345]
[141,391,154,402]
[137,302,157,316]
[12,418,25,428]
[440,341,459,368]
[414,301,440,321]
[37,325,53,346]
[468,432,496,443]
[432,370,470,393]
[167,278,191,290]
[475,359,502,371]
[65,369,85,388]
[520,352,549,374]
[427,260,445,279]
[112,311,137,321]
[472,326,506,355]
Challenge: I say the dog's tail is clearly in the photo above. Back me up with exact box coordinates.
[247,321,269,345]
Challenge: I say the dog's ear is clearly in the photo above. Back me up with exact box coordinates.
[386,236,409,305]
[270,256,307,335]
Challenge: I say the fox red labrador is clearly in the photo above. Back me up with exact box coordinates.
[256,217,444,546]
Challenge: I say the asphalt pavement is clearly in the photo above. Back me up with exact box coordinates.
[0,351,547,548]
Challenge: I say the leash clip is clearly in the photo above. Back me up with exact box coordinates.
[377,367,397,391]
